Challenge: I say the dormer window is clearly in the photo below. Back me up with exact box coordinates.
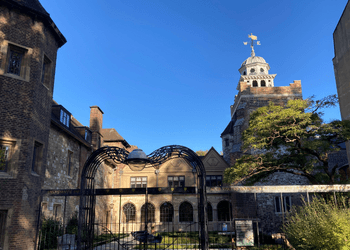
[60,109,70,127]
[85,129,92,143]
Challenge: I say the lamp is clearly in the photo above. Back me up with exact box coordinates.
[125,149,150,171]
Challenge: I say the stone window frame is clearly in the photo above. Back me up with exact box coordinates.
[274,195,292,213]
[179,201,193,222]
[217,200,232,221]
[167,176,185,188]
[160,202,174,222]
[41,54,52,89]
[31,141,44,175]
[206,175,223,187]
[123,203,136,222]
[0,40,32,82]
[141,202,155,223]
[130,176,147,188]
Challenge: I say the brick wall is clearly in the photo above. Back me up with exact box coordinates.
[0,2,65,249]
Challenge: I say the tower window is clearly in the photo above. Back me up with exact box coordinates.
[252,80,258,87]
[261,80,266,87]
[41,55,52,88]
[243,71,246,75]
[0,41,32,81]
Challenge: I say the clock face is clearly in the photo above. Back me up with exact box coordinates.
[250,68,255,73]
[260,68,264,72]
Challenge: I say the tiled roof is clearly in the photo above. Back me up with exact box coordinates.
[101,128,124,141]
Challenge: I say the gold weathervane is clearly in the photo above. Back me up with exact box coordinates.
[243,33,260,57]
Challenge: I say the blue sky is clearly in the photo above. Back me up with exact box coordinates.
[41,0,347,155]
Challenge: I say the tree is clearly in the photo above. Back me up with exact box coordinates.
[224,96,350,185]
[283,196,350,250]
[196,150,208,156]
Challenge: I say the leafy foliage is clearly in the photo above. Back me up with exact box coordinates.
[39,217,63,249]
[196,150,209,156]
[224,96,350,184]
[284,196,350,250]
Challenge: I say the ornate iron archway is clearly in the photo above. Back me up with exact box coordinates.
[77,145,208,250]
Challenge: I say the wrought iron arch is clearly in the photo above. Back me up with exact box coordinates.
[77,145,208,250]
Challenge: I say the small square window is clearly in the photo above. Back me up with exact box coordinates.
[206,175,223,187]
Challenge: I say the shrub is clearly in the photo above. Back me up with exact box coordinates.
[283,196,350,250]
[39,217,63,249]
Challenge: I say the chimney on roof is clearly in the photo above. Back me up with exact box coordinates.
[90,106,104,150]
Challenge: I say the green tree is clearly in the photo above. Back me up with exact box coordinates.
[283,196,350,250]
[224,96,350,185]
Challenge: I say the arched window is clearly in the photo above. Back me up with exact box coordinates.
[141,203,155,223]
[160,202,174,222]
[252,80,258,87]
[123,203,136,222]
[217,200,232,221]
[207,203,213,221]
[179,201,193,222]
[261,80,266,87]
[243,71,246,75]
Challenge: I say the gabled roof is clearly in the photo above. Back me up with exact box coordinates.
[101,128,130,148]
[202,147,229,172]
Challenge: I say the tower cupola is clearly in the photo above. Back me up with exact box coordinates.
[238,34,276,88]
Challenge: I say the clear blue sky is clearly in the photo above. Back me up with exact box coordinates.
[41,0,347,155]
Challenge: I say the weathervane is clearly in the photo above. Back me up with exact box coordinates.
[243,33,260,57]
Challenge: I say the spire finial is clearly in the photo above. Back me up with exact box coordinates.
[243,33,260,57]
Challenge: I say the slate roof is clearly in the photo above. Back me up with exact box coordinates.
[221,120,233,136]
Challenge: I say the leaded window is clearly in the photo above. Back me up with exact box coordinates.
[7,49,24,75]
[168,176,185,188]
[179,201,193,222]
[217,200,232,221]
[123,203,136,222]
[206,175,223,187]
[160,202,174,222]
[131,177,147,188]
[0,145,10,172]
[141,203,155,223]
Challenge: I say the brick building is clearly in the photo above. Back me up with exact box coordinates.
[0,0,66,249]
